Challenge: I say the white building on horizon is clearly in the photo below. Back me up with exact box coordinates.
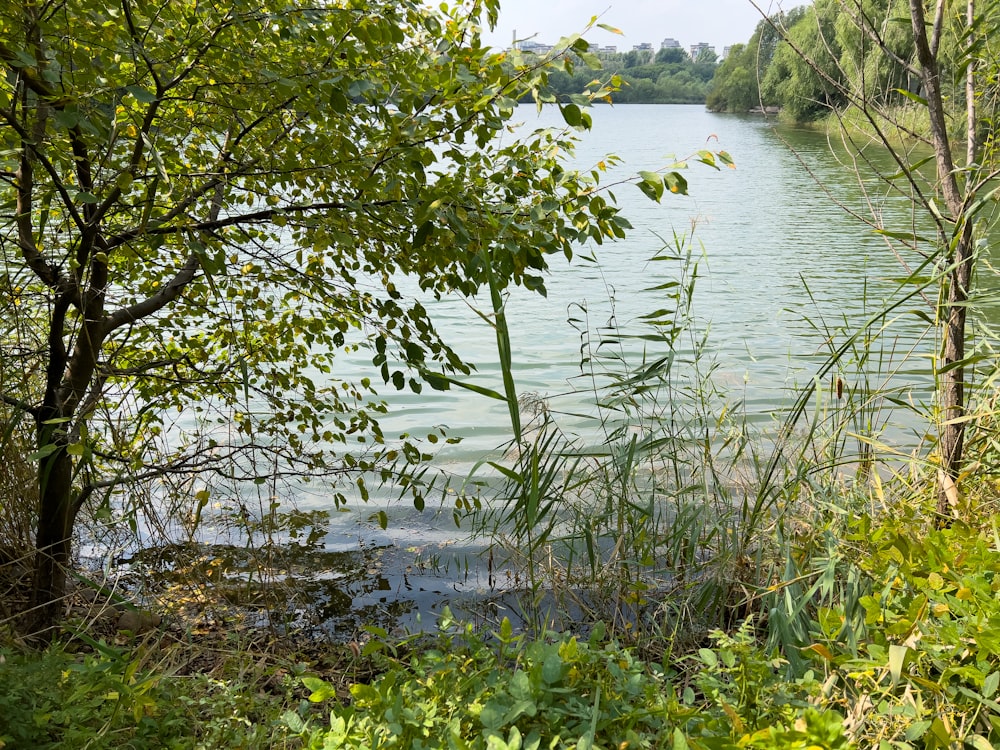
[689,42,715,60]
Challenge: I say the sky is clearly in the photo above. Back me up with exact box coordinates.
[480,0,786,55]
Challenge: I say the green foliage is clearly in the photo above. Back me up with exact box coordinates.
[708,1,918,119]
[832,0,915,106]
[693,620,810,734]
[685,620,850,749]
[707,9,802,113]
[542,51,717,104]
[287,614,850,750]
[0,644,292,749]
[656,48,689,65]
[810,520,1000,748]
[706,43,762,113]
[0,0,624,477]
[760,0,848,121]
[0,0,634,629]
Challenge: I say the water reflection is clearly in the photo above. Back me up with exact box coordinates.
[130,105,1000,632]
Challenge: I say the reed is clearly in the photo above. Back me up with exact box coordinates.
[473,222,1000,652]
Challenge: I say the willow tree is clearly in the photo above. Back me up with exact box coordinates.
[753,0,999,516]
[0,0,633,638]
[706,10,801,113]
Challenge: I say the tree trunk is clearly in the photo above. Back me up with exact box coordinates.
[908,0,975,518]
[938,224,974,517]
[25,431,77,641]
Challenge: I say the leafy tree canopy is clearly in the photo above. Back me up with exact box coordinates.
[655,47,688,65]
[0,0,631,634]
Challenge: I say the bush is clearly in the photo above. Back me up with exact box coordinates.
[287,613,850,749]
[0,643,292,749]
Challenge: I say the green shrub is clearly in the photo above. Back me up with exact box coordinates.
[287,613,851,749]
[0,643,291,749]
[803,519,1000,749]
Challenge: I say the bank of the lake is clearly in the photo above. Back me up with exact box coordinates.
[96,104,990,640]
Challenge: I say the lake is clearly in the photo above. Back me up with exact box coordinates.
[121,104,999,636]
[304,104,962,538]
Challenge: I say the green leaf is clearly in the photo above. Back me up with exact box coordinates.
[664,172,688,195]
[903,720,931,742]
[413,220,434,248]
[888,644,908,685]
[984,671,1000,698]
[329,87,349,114]
[698,648,718,667]
[876,229,930,243]
[29,443,59,460]
[11,49,37,67]
[637,171,664,202]
[125,85,157,103]
[894,87,928,106]
[560,103,582,127]
[302,677,338,703]
[541,652,563,684]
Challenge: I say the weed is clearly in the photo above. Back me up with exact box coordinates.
[288,611,851,749]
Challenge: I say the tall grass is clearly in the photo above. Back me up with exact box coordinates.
[473,234,779,638]
[472,226,994,653]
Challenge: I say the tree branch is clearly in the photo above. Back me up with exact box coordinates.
[102,252,200,333]
[1,393,41,419]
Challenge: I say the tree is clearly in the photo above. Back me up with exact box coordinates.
[655,47,688,65]
[761,0,849,120]
[694,48,719,65]
[623,49,651,68]
[755,0,1000,517]
[0,0,631,638]
[706,12,800,112]
[707,43,756,111]
[832,0,916,107]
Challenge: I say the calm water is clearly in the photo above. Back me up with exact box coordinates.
[293,103,988,552]
[113,104,1000,635]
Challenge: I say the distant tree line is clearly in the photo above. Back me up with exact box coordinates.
[706,0,923,121]
[541,46,721,104]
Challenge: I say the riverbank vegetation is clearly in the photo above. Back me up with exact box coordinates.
[543,46,721,104]
[712,0,1000,511]
[5,0,1000,749]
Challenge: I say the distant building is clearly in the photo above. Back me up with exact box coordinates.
[722,45,733,59]
[518,39,554,54]
[660,38,682,49]
[632,42,653,51]
[689,42,715,60]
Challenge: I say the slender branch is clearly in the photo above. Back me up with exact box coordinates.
[105,198,403,248]
[102,252,200,332]
[966,0,977,168]
[1,393,41,418]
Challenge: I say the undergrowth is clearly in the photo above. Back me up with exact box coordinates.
[0,639,301,749]
[4,233,1000,749]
